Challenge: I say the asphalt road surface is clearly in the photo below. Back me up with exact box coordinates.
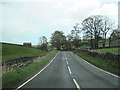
[17,51,119,89]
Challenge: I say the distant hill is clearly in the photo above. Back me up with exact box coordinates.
[2,43,46,61]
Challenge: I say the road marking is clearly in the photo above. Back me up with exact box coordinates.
[73,52,120,78]
[65,54,67,58]
[16,51,60,90]
[65,54,67,60]
[65,57,67,60]
[65,53,81,90]
[66,60,68,65]
[68,66,72,74]
[73,79,81,90]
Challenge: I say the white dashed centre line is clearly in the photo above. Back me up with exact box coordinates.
[73,79,81,90]
[65,54,67,60]
[65,53,81,90]
[66,60,68,65]
[68,66,72,74]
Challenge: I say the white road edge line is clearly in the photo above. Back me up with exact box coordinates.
[68,66,72,74]
[73,79,81,90]
[16,51,60,90]
[73,52,120,78]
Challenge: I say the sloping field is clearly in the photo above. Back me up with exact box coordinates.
[90,48,119,54]
[98,40,120,47]
[2,43,47,61]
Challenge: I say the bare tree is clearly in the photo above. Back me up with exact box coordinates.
[109,29,120,47]
[82,15,102,48]
[38,36,48,51]
[39,36,47,45]
[100,16,114,48]
[71,23,81,49]
[66,34,73,50]
[82,15,114,48]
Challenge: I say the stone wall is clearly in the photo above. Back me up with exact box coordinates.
[2,55,41,73]
[77,49,120,62]
[2,50,55,73]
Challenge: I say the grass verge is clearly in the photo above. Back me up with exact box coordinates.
[73,50,119,76]
[2,50,58,88]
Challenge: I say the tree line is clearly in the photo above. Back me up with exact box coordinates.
[37,15,120,51]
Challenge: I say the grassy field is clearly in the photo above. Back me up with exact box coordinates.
[98,40,109,47]
[2,43,47,61]
[73,50,119,76]
[32,45,38,48]
[2,50,58,88]
[80,39,120,49]
[90,48,120,54]
[98,40,120,47]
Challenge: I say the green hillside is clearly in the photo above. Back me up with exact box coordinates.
[2,43,47,61]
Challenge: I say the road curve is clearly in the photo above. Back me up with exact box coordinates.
[17,51,119,89]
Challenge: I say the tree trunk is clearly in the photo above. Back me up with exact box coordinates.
[109,38,111,47]
[94,33,97,48]
[90,39,93,49]
[109,41,111,47]
[102,39,105,48]
[103,42,105,48]
[103,33,106,48]
[96,35,99,49]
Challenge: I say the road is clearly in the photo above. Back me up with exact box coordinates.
[17,51,119,89]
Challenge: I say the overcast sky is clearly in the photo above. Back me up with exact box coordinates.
[1,0,119,45]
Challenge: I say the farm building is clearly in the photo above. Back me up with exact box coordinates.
[23,43,32,47]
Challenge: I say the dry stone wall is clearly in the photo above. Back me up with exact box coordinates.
[2,50,55,73]
[77,49,120,62]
